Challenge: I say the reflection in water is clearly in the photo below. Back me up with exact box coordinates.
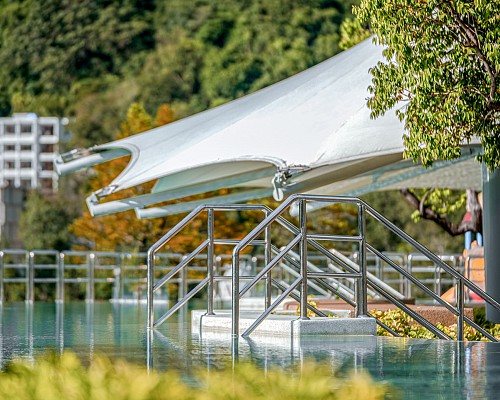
[0,302,499,399]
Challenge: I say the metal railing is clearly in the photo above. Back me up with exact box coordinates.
[0,249,209,303]
[0,248,382,303]
[146,193,500,342]
[147,204,273,329]
[407,253,462,299]
[230,195,369,338]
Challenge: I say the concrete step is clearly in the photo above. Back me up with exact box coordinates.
[192,310,376,338]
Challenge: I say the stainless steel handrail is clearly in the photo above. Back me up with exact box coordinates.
[364,203,500,340]
[147,204,271,329]
[231,194,368,338]
[228,194,500,341]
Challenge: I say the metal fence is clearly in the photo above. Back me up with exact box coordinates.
[0,248,482,304]
[0,249,258,303]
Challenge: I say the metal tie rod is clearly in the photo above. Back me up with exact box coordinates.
[242,276,302,337]
[154,277,209,328]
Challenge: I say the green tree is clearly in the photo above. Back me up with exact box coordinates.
[354,0,500,170]
[0,0,155,117]
[19,191,76,250]
[141,0,350,114]
[339,16,371,50]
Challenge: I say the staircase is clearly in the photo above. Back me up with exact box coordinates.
[147,194,500,341]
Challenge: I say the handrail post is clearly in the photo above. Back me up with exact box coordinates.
[179,256,187,301]
[87,253,95,302]
[119,253,126,300]
[147,250,155,329]
[457,277,464,341]
[0,251,4,304]
[232,252,240,337]
[27,252,34,303]
[265,209,272,309]
[299,199,309,320]
[57,253,65,302]
[207,208,215,315]
[356,203,368,317]
[403,254,410,298]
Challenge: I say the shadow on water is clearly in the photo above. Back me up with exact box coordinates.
[1,301,500,399]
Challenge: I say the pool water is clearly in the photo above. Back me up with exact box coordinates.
[1,302,500,399]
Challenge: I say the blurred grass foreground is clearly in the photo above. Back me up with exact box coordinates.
[0,352,393,400]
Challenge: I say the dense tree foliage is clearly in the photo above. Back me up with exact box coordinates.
[0,0,354,148]
[0,0,155,121]
[339,2,495,237]
[5,0,363,252]
[354,0,500,170]
[19,191,76,250]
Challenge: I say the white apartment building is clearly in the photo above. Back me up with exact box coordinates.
[0,113,65,192]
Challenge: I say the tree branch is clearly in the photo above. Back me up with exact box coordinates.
[441,2,498,108]
[400,189,482,236]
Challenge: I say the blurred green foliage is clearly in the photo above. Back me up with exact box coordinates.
[19,191,76,251]
[0,352,392,400]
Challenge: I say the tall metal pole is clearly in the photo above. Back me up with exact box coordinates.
[147,250,155,329]
[299,199,309,320]
[0,251,4,304]
[87,253,95,302]
[27,252,34,303]
[356,203,368,317]
[207,208,215,315]
[57,252,65,302]
[231,253,240,337]
[457,277,464,341]
[264,210,272,309]
[483,166,500,322]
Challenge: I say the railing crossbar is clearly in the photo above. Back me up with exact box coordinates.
[369,279,451,340]
[464,315,498,342]
[272,279,328,317]
[278,261,335,298]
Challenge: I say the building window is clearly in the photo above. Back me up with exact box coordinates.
[5,124,15,134]
[42,161,54,171]
[40,143,54,153]
[6,178,14,187]
[41,124,54,136]
[21,124,32,134]
[4,161,15,169]
[20,179,31,189]
[4,144,16,151]
[20,161,31,169]
[20,144,32,151]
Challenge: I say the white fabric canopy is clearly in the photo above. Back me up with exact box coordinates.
[56,38,481,218]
